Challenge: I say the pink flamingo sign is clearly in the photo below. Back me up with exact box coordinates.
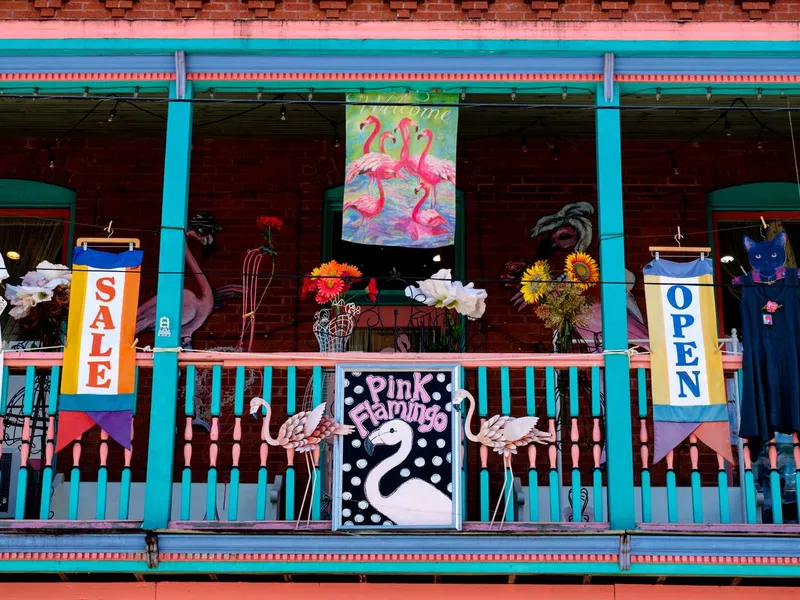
[343,92,458,249]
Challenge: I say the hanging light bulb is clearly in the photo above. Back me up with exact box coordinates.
[757,127,764,150]
[47,147,55,169]
[706,87,712,101]
[521,137,528,153]
[107,104,117,123]
[280,105,287,121]
[757,88,763,101]
[334,133,341,148]
[655,88,661,103]
[460,87,466,101]
[562,87,568,100]
[208,88,215,99]
[511,88,517,102]
[781,89,787,97]
[32,87,39,100]
[133,86,140,99]
[83,87,89,98]
[669,151,679,176]
[724,116,732,137]
[256,88,263,101]
[308,88,314,101]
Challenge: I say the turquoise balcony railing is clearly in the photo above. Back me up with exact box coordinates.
[1,350,785,531]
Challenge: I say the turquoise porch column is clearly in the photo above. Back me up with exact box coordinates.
[143,82,194,529]
[595,82,635,530]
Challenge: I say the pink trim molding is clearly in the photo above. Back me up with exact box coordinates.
[2,20,800,42]
[159,552,619,562]
[0,552,146,561]
[632,556,800,565]
[188,73,602,82]
[0,73,174,81]
[616,74,800,83]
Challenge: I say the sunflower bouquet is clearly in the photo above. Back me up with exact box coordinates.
[520,251,599,352]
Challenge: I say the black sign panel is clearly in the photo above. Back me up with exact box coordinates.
[333,364,462,530]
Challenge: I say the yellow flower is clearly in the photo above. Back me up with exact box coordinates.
[520,261,551,305]
[565,252,599,290]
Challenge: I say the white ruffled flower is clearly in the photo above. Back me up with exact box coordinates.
[405,268,488,320]
[0,254,8,285]
[36,261,71,284]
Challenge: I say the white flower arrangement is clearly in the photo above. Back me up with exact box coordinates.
[4,261,71,320]
[405,268,488,320]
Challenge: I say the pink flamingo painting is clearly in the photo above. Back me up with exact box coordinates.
[345,116,402,191]
[343,167,388,242]
[414,129,456,210]
[393,185,449,243]
[454,389,552,529]
[249,397,354,528]
[135,213,241,348]
[393,117,419,178]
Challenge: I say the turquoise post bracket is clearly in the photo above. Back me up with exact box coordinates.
[143,81,194,530]
[596,81,635,530]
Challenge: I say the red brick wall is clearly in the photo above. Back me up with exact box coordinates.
[0,134,792,514]
[6,0,800,22]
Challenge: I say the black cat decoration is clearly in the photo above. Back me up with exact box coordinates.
[744,232,787,282]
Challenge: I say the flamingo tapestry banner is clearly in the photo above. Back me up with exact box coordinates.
[643,258,733,464]
[343,92,458,248]
[57,247,142,452]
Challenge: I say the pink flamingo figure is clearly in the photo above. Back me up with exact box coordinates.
[345,116,401,192]
[454,389,552,529]
[393,117,419,177]
[135,213,240,348]
[343,167,388,242]
[412,184,447,229]
[414,128,456,210]
[249,397,354,528]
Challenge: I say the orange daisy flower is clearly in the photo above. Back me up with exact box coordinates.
[315,262,345,304]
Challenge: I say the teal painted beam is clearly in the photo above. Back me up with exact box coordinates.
[143,81,194,530]
[2,38,800,56]
[595,82,635,531]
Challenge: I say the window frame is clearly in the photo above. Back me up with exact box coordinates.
[322,185,466,305]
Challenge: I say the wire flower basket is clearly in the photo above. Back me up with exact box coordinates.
[312,298,360,353]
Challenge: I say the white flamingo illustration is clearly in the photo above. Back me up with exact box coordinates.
[364,419,453,526]
[249,398,354,528]
[454,389,552,529]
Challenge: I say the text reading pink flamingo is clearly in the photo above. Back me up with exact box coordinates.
[345,116,401,191]
[414,129,456,210]
[250,397,354,528]
[454,389,552,529]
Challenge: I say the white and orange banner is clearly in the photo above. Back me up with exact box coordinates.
[57,247,142,451]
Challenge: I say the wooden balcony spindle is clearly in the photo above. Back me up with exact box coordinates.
[545,366,559,522]
[68,436,83,520]
[665,450,677,523]
[119,419,134,519]
[180,365,196,520]
[768,437,783,524]
[636,368,651,523]
[13,366,35,520]
[256,366,273,521]
[568,367,580,523]
[228,365,245,522]
[205,365,222,521]
[793,433,800,508]
[39,416,56,519]
[284,366,297,521]
[716,453,730,524]
[688,434,703,523]
[96,430,109,520]
[742,438,757,524]
[477,366,489,522]
[525,366,539,522]
[590,366,603,523]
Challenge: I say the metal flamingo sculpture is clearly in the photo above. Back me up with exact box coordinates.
[249,397,354,528]
[454,389,552,529]
[135,213,241,348]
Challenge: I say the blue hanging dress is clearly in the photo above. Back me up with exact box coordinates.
[738,267,800,455]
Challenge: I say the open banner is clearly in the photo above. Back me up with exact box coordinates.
[57,247,142,452]
[343,92,458,249]
[643,258,733,463]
